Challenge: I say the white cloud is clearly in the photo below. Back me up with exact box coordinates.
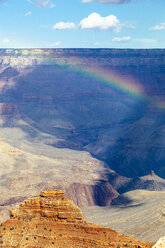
[79,12,121,32]
[2,38,10,44]
[24,11,32,16]
[150,23,165,31]
[31,0,55,8]
[112,36,132,42]
[52,12,123,32]
[53,22,76,30]
[82,0,141,4]
[47,41,61,47]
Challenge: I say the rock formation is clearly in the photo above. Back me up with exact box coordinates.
[152,237,165,248]
[0,189,154,248]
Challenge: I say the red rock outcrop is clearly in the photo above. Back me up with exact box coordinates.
[0,189,154,248]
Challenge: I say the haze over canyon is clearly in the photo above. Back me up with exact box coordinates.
[0,48,165,241]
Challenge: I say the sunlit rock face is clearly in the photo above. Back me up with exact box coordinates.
[152,237,165,248]
[0,189,153,248]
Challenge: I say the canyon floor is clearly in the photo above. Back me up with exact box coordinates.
[83,190,165,242]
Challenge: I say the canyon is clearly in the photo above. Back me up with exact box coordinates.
[0,49,165,240]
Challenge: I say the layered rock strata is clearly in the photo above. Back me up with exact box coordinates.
[0,189,154,248]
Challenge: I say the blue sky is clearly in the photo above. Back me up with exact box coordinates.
[0,0,164,48]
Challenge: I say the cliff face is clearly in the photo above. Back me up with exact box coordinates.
[0,189,154,248]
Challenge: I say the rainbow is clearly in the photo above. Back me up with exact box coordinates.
[22,50,144,100]
[52,59,165,110]
[24,51,164,110]
[52,59,150,104]
[67,64,144,99]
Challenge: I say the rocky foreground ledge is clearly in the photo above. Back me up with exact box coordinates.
[0,189,154,248]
